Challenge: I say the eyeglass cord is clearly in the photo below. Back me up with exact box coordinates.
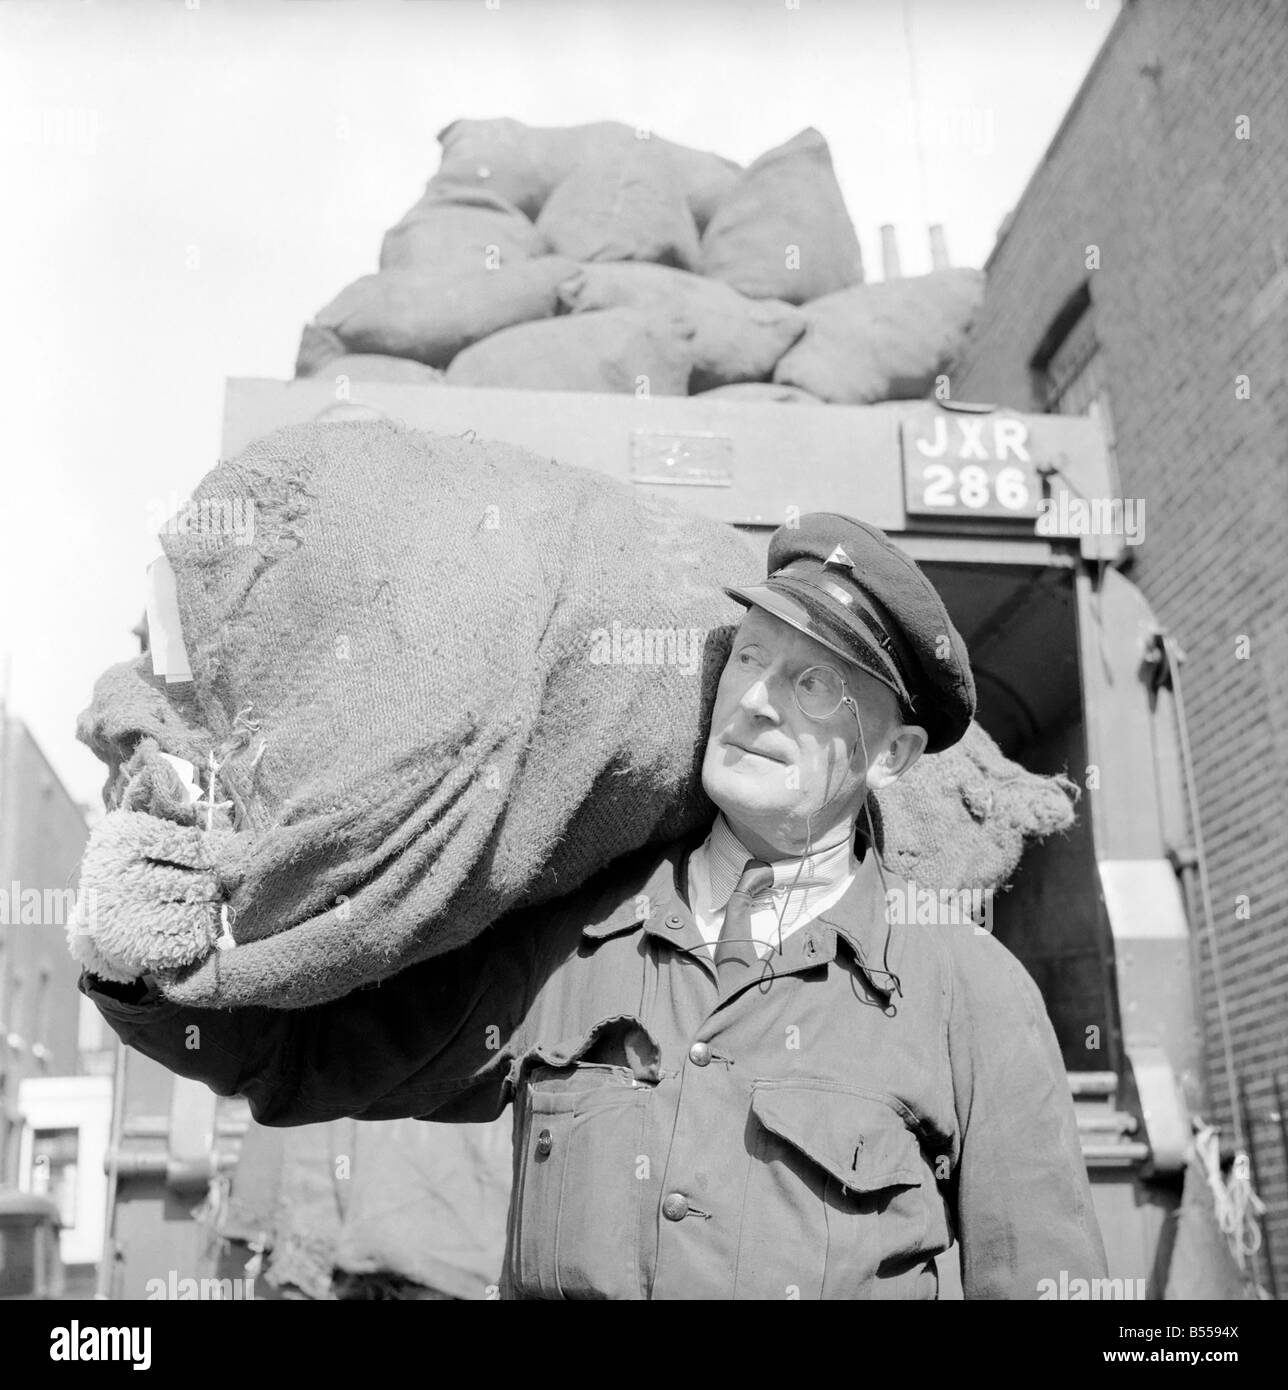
[759,698,902,1000]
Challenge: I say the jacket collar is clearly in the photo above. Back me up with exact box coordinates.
[580,826,705,943]
[581,823,900,1000]
[806,848,902,1000]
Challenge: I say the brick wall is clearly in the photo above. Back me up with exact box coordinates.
[0,719,91,1183]
[950,0,1288,1293]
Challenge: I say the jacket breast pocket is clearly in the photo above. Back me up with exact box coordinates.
[738,1079,934,1300]
[507,1062,648,1300]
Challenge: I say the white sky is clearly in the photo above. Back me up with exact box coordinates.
[0,0,1119,813]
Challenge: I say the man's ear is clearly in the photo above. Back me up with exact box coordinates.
[866,724,928,791]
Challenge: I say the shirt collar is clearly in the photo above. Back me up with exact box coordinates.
[703,813,856,905]
[579,828,901,1000]
[578,834,900,1000]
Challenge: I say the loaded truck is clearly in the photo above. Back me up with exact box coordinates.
[96,380,1204,1298]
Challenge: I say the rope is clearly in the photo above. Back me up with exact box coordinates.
[191,1172,233,1270]
[1159,631,1244,1152]
[1193,1121,1269,1289]
[1160,629,1271,1294]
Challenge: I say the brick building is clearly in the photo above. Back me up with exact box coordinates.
[0,717,91,1118]
[0,712,110,1289]
[949,0,1288,1291]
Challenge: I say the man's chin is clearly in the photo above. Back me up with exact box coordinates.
[702,760,794,819]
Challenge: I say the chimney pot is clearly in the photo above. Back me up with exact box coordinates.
[879,224,902,281]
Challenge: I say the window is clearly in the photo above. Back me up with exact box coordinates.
[1032,283,1116,453]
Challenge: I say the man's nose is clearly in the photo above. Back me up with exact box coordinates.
[738,670,787,721]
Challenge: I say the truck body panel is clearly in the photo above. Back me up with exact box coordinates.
[98,382,1201,1298]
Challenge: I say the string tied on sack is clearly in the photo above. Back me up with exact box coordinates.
[1193,1120,1270,1295]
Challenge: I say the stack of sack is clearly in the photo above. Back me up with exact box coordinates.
[71,421,1075,1012]
[220,1115,512,1300]
[295,119,984,405]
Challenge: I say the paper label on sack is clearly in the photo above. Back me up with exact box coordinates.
[146,556,193,684]
[157,753,202,805]
[156,750,236,951]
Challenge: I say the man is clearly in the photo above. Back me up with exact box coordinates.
[84,512,1107,1299]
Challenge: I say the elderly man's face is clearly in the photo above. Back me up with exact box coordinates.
[701,606,925,858]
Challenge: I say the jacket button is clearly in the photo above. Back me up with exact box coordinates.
[535,1128,553,1158]
[688,1042,711,1067]
[664,914,684,930]
[662,1193,689,1222]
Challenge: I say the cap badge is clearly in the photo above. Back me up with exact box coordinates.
[823,545,854,570]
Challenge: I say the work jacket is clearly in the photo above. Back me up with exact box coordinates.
[85,831,1107,1300]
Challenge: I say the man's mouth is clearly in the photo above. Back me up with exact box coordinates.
[722,736,788,764]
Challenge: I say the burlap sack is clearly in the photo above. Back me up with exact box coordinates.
[73,421,754,1009]
[1162,1143,1263,1300]
[868,721,1077,892]
[300,354,444,385]
[304,257,578,368]
[380,180,542,275]
[226,1114,511,1300]
[535,148,701,269]
[334,1117,512,1300]
[436,117,740,230]
[557,263,804,391]
[435,117,551,217]
[295,323,346,377]
[220,1119,355,1299]
[773,268,986,404]
[71,423,1075,1011]
[699,128,863,304]
[444,308,694,396]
